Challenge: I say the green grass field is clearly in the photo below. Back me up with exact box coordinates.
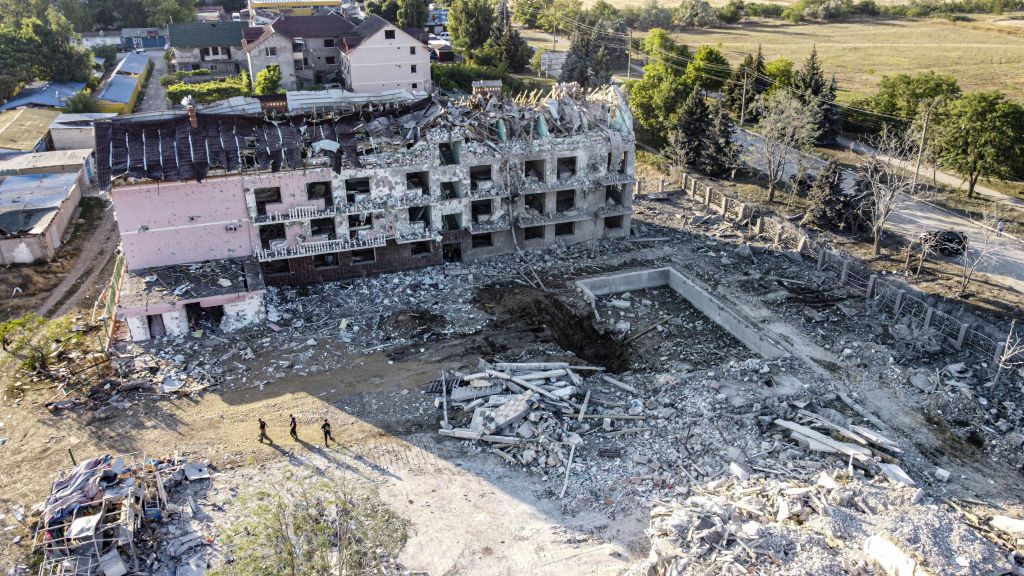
[661,15,1024,102]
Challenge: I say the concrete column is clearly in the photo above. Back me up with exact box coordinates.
[126,315,150,342]
[866,274,878,298]
[923,307,934,330]
[720,195,728,215]
[688,177,696,194]
[954,323,970,350]
[774,229,783,246]
[703,185,711,206]
[840,260,850,284]
[637,179,643,195]
[893,290,906,316]
[162,310,189,337]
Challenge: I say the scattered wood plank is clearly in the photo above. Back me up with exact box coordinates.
[774,419,872,461]
[600,374,638,394]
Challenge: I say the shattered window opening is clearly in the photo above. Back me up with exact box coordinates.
[260,223,286,249]
[410,241,432,255]
[351,248,376,264]
[469,165,492,191]
[556,156,577,180]
[348,213,372,238]
[442,213,462,231]
[438,142,460,166]
[439,180,461,200]
[604,215,624,229]
[408,206,431,227]
[254,187,282,216]
[555,190,575,213]
[605,185,623,206]
[524,159,545,182]
[471,233,493,248]
[345,177,371,205]
[306,181,332,206]
[310,217,337,240]
[406,171,430,195]
[523,192,545,215]
[263,259,290,274]
[314,253,339,268]
[470,199,492,223]
[554,222,574,237]
[525,225,545,240]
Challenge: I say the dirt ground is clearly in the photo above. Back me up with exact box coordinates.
[3,190,1024,574]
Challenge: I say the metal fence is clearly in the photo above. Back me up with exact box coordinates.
[639,172,1008,365]
[94,253,125,350]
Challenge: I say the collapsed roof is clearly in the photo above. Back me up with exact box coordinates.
[94,85,634,187]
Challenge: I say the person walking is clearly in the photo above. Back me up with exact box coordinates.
[289,414,298,441]
[997,220,1005,237]
[258,418,272,444]
[321,418,334,447]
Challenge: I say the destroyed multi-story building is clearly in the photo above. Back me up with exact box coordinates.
[96,85,636,341]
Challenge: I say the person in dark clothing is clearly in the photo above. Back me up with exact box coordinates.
[321,418,333,447]
[258,418,272,444]
[289,414,298,440]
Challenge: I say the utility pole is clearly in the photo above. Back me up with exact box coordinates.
[626,28,633,81]
[739,68,749,126]
[912,101,933,193]
[552,21,557,52]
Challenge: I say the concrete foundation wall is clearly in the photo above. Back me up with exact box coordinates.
[575,267,788,359]
[163,310,189,337]
[126,315,150,342]
[221,293,266,331]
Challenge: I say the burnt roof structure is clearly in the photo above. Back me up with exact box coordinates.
[95,85,634,188]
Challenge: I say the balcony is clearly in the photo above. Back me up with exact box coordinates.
[596,204,633,217]
[466,182,508,200]
[395,223,440,244]
[467,214,511,234]
[257,233,389,261]
[254,204,335,224]
[516,209,593,228]
[600,172,636,186]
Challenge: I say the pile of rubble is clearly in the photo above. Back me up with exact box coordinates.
[32,453,214,576]
[436,360,647,481]
[647,469,1021,575]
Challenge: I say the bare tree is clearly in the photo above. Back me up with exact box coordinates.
[955,211,1001,297]
[991,319,1024,389]
[858,130,924,256]
[749,91,821,203]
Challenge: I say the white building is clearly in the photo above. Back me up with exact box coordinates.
[243,14,351,89]
[49,113,118,151]
[339,15,431,94]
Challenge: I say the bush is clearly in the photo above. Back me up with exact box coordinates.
[160,69,213,87]
[92,45,119,69]
[717,0,744,23]
[165,72,250,104]
[431,63,502,92]
[63,90,100,113]
[744,2,784,17]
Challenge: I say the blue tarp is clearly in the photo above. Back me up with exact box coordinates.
[0,81,87,111]
[114,52,150,76]
[98,75,139,104]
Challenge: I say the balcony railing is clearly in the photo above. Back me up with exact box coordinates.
[467,215,511,234]
[596,204,633,217]
[516,210,594,228]
[395,224,441,244]
[600,172,636,186]
[254,204,336,224]
[257,233,389,261]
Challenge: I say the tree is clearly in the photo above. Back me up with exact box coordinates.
[143,0,196,26]
[0,7,94,100]
[750,90,821,202]
[764,57,794,92]
[366,0,400,22]
[0,313,79,374]
[621,0,674,30]
[476,0,532,72]
[63,90,99,112]
[210,477,408,576]
[449,0,496,51]
[397,0,427,28]
[857,130,922,255]
[721,48,768,122]
[254,65,282,95]
[863,71,960,125]
[802,159,849,231]
[668,90,710,169]
[791,47,837,143]
[684,45,729,94]
[676,0,718,27]
[991,319,1024,390]
[933,91,1024,198]
[559,26,610,87]
[537,0,583,33]
[703,101,738,177]
[513,0,543,27]
[626,29,693,146]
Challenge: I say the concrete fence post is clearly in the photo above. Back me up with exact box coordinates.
[721,195,729,215]
[637,179,643,195]
[893,290,906,317]
[816,250,826,271]
[797,235,808,254]
[866,274,878,298]
[703,185,712,206]
[688,177,696,194]
[681,173,688,192]
[840,260,850,284]
[755,217,764,235]
[953,323,970,350]
[923,307,934,330]
[993,342,1007,370]
[659,178,665,193]
[738,204,748,222]
[774,228,784,247]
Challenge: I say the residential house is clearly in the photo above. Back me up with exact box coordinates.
[168,22,248,74]
[121,27,167,50]
[0,172,83,264]
[196,5,228,22]
[0,81,87,112]
[95,85,635,341]
[425,7,448,36]
[0,108,60,159]
[247,0,342,17]
[79,30,123,49]
[339,15,430,94]
[49,113,118,151]
[243,14,352,89]
[0,149,98,196]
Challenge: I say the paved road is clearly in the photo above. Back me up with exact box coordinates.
[734,129,1024,295]
[138,49,170,113]
[835,135,1024,217]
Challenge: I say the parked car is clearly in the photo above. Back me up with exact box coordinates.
[920,230,969,256]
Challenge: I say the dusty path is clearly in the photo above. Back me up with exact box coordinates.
[36,204,119,318]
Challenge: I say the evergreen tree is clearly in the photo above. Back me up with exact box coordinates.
[449,0,495,51]
[721,47,768,122]
[559,26,610,87]
[478,0,532,72]
[365,0,400,22]
[792,47,838,143]
[701,101,738,178]
[668,89,710,168]
[397,0,427,28]
[803,159,847,230]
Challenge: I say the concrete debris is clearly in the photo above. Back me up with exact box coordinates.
[647,471,1012,576]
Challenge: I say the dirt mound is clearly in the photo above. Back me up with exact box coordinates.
[379,309,443,340]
